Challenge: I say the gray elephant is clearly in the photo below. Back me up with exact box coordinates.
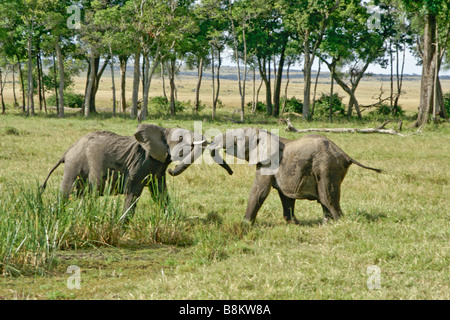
[181,127,381,224]
[40,124,233,221]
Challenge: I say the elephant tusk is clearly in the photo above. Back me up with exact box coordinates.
[193,139,206,145]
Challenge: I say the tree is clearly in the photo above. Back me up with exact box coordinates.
[281,0,340,120]
[197,0,229,119]
[400,0,449,126]
[245,1,289,116]
[39,0,75,118]
[318,0,386,119]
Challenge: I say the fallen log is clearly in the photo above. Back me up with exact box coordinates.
[281,118,422,137]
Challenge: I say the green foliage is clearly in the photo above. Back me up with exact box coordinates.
[443,91,450,116]
[281,97,303,113]
[246,101,266,113]
[313,93,346,117]
[47,92,84,108]
[149,96,186,114]
[371,103,406,117]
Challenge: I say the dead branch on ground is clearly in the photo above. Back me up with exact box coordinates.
[280,118,422,137]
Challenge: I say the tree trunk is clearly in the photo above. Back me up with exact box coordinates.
[0,69,6,114]
[251,67,256,114]
[52,53,59,113]
[415,13,437,127]
[12,64,17,108]
[393,43,406,115]
[131,51,141,118]
[55,38,65,118]
[167,57,177,116]
[16,54,26,112]
[302,35,313,120]
[211,47,221,120]
[140,52,159,121]
[87,56,110,114]
[281,60,292,115]
[27,20,34,116]
[258,57,272,115]
[110,48,116,116]
[273,44,286,117]
[84,52,96,117]
[119,55,128,113]
[161,62,167,100]
[329,63,335,122]
[195,57,204,113]
[36,53,42,112]
[311,60,321,116]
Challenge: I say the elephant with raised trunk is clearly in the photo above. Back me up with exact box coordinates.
[196,128,382,224]
[41,124,233,222]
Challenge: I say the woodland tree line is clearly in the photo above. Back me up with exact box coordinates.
[0,0,449,127]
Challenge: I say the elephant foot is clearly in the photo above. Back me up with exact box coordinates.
[285,217,300,225]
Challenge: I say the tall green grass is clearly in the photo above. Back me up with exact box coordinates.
[0,182,189,276]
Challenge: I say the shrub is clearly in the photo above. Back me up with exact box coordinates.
[281,97,303,114]
[443,91,450,116]
[313,93,346,117]
[370,103,405,117]
[149,96,186,114]
[47,92,84,109]
[246,101,266,113]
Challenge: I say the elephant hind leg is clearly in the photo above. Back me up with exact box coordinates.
[61,168,79,199]
[277,190,298,224]
[244,174,273,223]
[317,177,343,221]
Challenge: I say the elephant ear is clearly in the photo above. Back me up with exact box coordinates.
[134,124,169,163]
[248,129,280,166]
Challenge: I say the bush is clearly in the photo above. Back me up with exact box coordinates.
[443,91,450,116]
[246,101,266,113]
[47,92,84,109]
[149,96,186,114]
[313,93,346,117]
[281,97,303,113]
[370,103,405,117]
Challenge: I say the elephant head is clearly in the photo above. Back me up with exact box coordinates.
[134,124,233,176]
[134,124,171,163]
[207,127,282,175]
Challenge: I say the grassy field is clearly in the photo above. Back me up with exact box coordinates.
[0,73,449,300]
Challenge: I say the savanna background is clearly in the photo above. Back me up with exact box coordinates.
[0,0,449,300]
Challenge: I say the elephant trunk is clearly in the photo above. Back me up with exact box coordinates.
[168,144,204,176]
[210,148,233,175]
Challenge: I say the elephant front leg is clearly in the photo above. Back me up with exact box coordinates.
[277,190,299,224]
[121,185,144,224]
[244,173,273,223]
[148,175,170,208]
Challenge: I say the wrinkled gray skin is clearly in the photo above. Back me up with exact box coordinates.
[41,124,233,222]
[205,128,382,224]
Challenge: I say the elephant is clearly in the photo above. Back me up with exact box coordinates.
[184,127,382,224]
[40,123,233,222]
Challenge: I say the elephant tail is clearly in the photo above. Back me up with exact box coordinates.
[350,158,382,173]
[40,157,65,192]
